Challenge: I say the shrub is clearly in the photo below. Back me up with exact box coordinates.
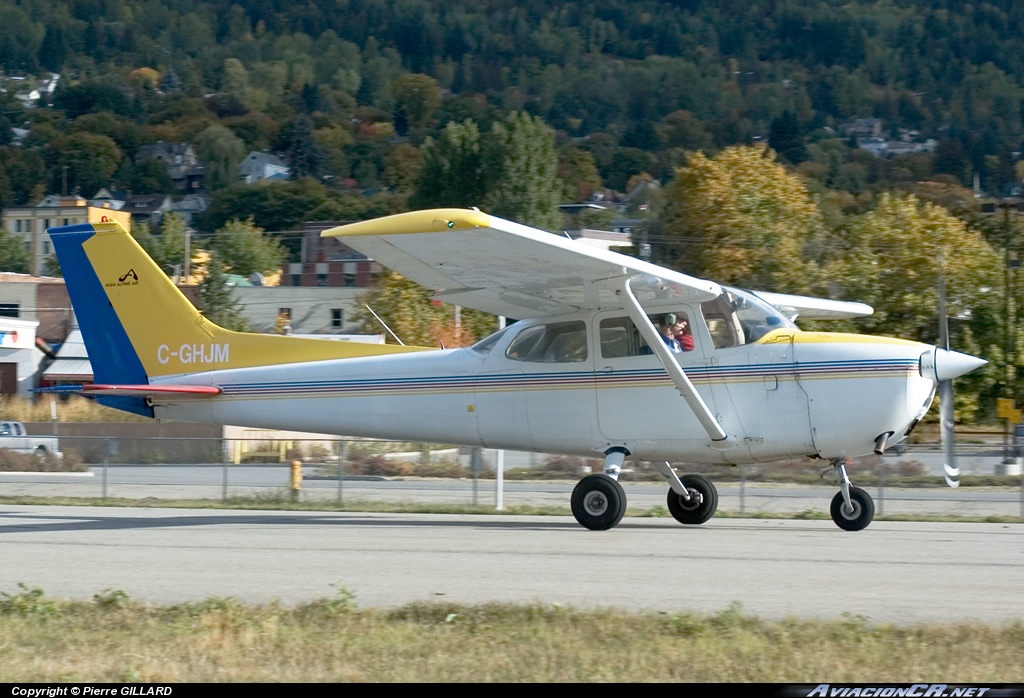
[358,455,414,477]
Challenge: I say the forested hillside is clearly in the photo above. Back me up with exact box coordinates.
[1,0,1023,420]
[0,0,1023,198]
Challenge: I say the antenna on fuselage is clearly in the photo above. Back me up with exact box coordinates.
[365,305,406,346]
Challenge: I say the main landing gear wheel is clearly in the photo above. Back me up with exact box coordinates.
[571,474,627,530]
[666,473,719,525]
[830,486,875,531]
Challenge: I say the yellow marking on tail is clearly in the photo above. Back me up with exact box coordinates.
[84,220,425,377]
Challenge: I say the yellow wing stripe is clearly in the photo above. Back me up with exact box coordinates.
[321,208,492,237]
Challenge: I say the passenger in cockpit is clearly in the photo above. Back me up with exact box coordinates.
[673,316,694,352]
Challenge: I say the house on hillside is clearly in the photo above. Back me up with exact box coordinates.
[124,193,173,227]
[134,141,205,193]
[239,151,290,184]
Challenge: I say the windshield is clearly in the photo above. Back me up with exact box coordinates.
[470,326,512,354]
[701,287,795,348]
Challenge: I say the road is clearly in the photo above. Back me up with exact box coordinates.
[2,466,1022,517]
[0,504,1021,625]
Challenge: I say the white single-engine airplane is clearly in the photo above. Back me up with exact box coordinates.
[48,210,986,531]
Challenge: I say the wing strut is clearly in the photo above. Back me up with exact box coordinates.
[618,276,736,451]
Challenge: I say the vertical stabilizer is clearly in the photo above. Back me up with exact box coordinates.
[49,218,422,416]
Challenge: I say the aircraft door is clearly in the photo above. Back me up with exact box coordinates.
[699,294,814,462]
[595,308,728,455]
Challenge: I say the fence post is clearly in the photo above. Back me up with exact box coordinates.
[877,456,884,517]
[471,448,481,506]
[337,439,345,506]
[102,437,110,500]
[222,459,228,501]
[739,464,745,514]
[495,449,504,511]
[290,460,302,502]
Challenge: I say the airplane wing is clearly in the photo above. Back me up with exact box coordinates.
[751,291,873,320]
[323,209,721,317]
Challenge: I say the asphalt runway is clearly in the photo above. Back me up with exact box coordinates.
[0,505,1021,625]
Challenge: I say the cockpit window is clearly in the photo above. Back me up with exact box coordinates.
[701,287,795,349]
[506,321,588,363]
[471,327,510,354]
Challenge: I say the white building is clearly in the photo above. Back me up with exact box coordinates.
[2,197,130,276]
[231,285,369,335]
[0,317,44,397]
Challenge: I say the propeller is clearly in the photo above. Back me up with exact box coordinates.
[936,270,959,488]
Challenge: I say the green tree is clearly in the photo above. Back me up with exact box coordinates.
[661,145,823,293]
[352,271,496,348]
[558,146,602,201]
[382,142,421,192]
[657,110,713,152]
[0,226,29,273]
[314,125,353,180]
[197,125,246,192]
[287,115,327,180]
[828,194,1001,345]
[212,217,284,277]
[221,58,251,105]
[483,113,561,229]
[158,213,189,274]
[53,132,122,197]
[826,194,1002,421]
[203,179,333,233]
[130,158,175,194]
[411,119,486,209]
[198,250,249,331]
[390,73,442,128]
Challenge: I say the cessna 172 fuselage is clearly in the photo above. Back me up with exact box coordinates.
[47,210,986,532]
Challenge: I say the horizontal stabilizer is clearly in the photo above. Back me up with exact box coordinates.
[752,291,873,320]
[82,384,222,398]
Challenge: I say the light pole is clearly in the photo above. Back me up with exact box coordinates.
[985,199,1021,460]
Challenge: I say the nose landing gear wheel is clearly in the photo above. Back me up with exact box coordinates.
[666,473,719,525]
[571,474,627,530]
[830,486,874,531]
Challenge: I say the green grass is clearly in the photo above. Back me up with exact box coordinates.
[0,587,1021,682]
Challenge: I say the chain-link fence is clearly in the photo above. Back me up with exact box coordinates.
[1,435,1022,518]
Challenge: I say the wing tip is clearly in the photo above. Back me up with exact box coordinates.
[322,208,492,238]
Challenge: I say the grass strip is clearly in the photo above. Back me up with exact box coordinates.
[1,588,1022,682]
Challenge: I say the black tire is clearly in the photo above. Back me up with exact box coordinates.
[571,474,627,530]
[666,473,718,525]
[830,487,875,531]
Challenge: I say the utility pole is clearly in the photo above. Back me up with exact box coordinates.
[183,228,192,283]
[987,199,1021,462]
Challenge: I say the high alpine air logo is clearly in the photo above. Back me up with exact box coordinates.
[106,269,139,287]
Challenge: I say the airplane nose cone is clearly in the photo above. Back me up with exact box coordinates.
[920,348,988,382]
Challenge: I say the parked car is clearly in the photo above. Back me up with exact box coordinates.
[0,421,62,458]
